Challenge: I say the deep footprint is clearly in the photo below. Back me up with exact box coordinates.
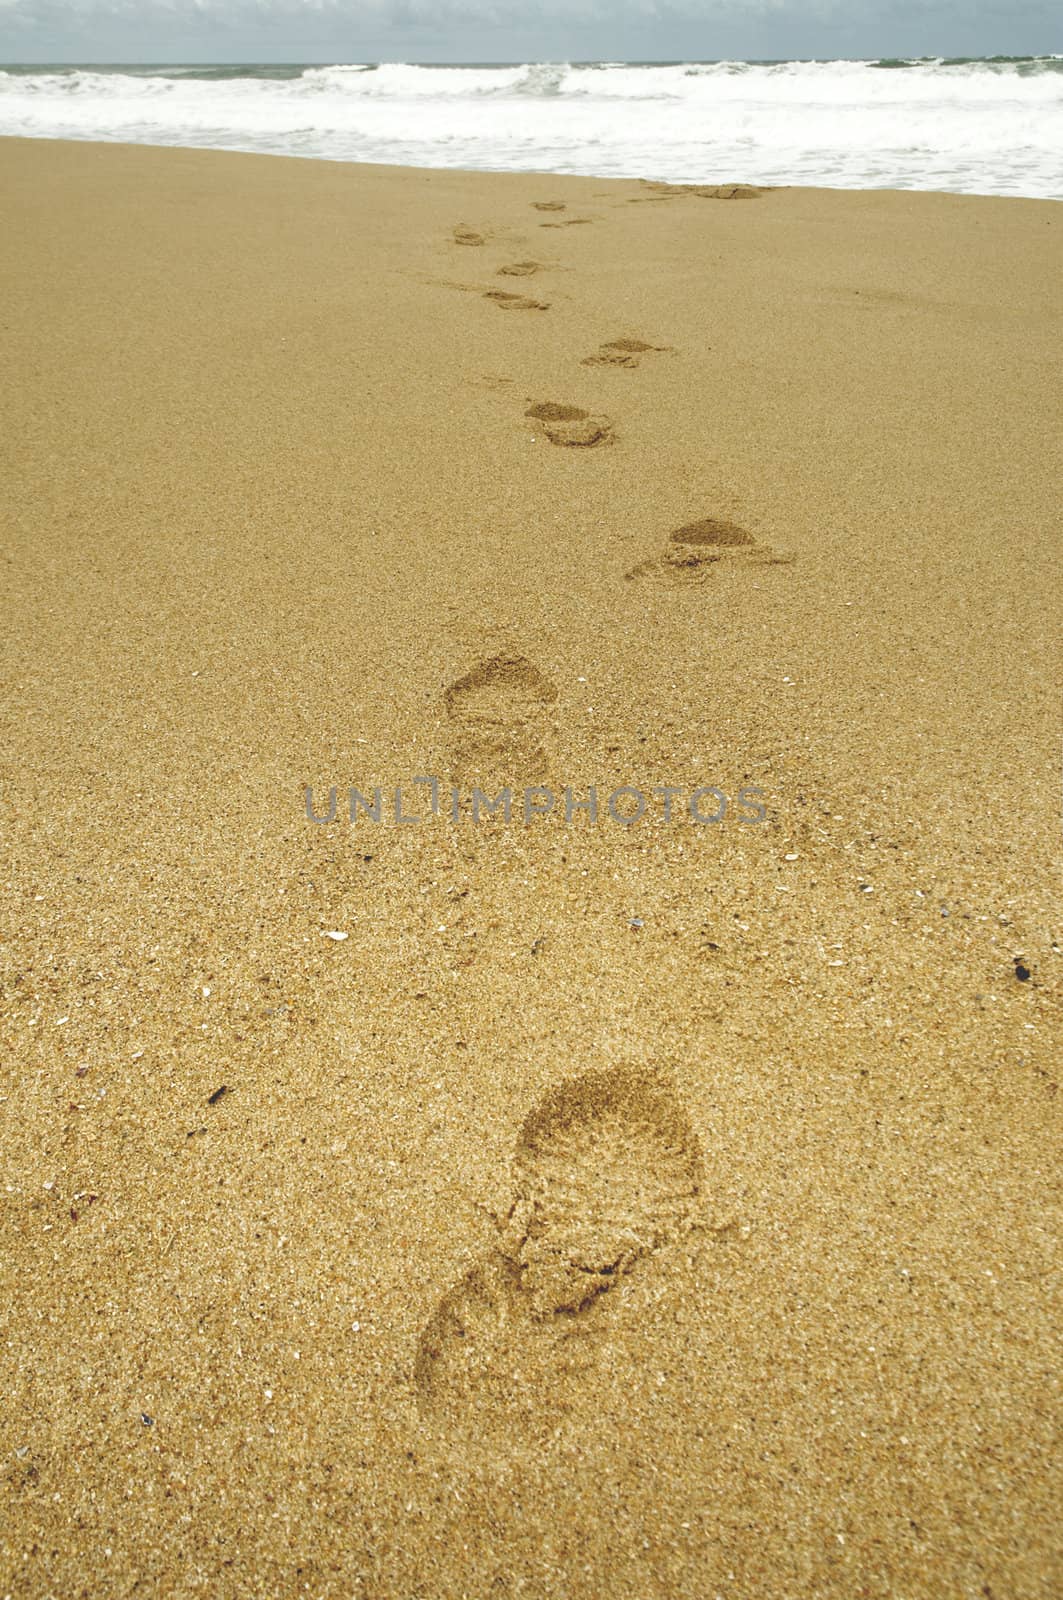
[690,183,765,200]
[415,1067,704,1452]
[629,181,767,203]
[672,516,756,550]
[582,337,671,369]
[497,261,545,277]
[452,224,485,245]
[626,515,792,583]
[525,401,613,448]
[444,654,557,723]
[508,1066,704,1316]
[484,290,550,311]
[532,200,566,211]
[443,653,557,783]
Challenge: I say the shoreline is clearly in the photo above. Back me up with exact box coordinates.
[4,129,1063,203]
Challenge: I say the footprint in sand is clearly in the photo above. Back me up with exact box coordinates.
[415,1067,704,1455]
[626,515,792,584]
[452,224,486,246]
[628,181,767,204]
[484,290,550,312]
[582,337,672,370]
[443,653,557,784]
[540,217,593,229]
[497,261,546,278]
[525,401,614,449]
[689,182,765,200]
[532,200,566,212]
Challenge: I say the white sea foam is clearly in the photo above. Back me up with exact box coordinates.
[1,58,1060,198]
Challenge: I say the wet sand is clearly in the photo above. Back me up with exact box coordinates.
[0,137,1060,1598]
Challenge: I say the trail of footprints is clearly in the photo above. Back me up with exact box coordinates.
[416,1067,704,1455]
[448,202,671,449]
[532,200,594,227]
[445,197,794,572]
[409,195,794,1456]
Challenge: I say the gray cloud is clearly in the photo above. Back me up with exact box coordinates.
[0,0,1058,62]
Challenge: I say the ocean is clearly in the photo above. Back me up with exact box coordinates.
[1,58,1060,199]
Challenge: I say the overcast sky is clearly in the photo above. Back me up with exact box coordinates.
[0,0,1058,64]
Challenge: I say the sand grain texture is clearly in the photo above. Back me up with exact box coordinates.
[0,139,1060,1599]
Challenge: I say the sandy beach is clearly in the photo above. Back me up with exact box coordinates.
[0,136,1060,1598]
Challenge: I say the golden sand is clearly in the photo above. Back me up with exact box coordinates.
[0,137,1060,1597]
